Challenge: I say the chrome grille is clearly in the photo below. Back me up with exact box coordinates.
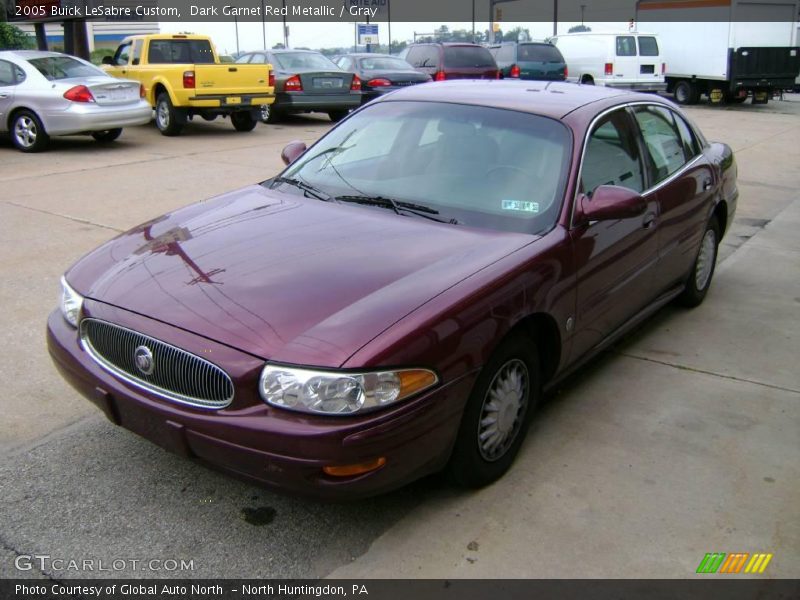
[80,318,234,409]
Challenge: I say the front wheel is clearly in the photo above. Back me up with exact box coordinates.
[11,110,50,152]
[231,111,257,132]
[155,93,185,136]
[678,218,720,307]
[91,128,122,143]
[447,334,539,488]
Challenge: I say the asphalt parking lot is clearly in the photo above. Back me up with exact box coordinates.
[1,96,798,580]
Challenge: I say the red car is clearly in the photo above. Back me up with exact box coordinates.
[48,81,737,499]
[402,42,500,81]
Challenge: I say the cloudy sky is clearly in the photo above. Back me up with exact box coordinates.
[160,21,623,54]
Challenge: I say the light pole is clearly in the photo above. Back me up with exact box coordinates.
[581,4,586,26]
[261,0,266,49]
[233,8,240,55]
[282,0,288,48]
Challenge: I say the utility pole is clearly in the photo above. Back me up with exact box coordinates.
[553,0,558,36]
[261,0,266,49]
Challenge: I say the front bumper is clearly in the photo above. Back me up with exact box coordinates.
[43,100,152,135]
[47,303,474,499]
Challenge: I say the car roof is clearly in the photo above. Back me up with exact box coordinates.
[346,53,398,58]
[269,49,323,55]
[0,50,69,59]
[377,80,652,119]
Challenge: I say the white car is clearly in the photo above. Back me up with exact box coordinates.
[0,50,152,152]
[552,31,667,92]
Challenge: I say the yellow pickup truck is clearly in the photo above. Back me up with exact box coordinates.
[102,34,275,136]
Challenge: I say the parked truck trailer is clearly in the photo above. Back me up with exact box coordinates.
[637,0,800,105]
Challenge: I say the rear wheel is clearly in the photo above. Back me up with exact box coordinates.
[11,110,49,152]
[155,92,185,136]
[327,109,349,122]
[447,334,540,488]
[91,128,122,143]
[678,217,720,307]
[674,80,699,105]
[231,111,257,132]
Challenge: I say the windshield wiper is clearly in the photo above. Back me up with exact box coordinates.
[271,177,334,202]
[335,195,459,224]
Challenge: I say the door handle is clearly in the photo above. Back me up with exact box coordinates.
[0,93,9,99]
[642,212,658,229]
[702,178,713,191]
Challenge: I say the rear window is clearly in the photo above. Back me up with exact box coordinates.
[273,52,337,70]
[518,44,563,63]
[359,56,411,70]
[443,46,496,69]
[638,36,659,57]
[616,36,637,57]
[148,40,215,64]
[27,56,104,80]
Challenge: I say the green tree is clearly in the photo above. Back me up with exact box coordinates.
[568,25,592,33]
[0,22,35,50]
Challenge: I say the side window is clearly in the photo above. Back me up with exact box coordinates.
[581,109,645,196]
[672,111,701,158]
[0,60,21,85]
[616,36,636,57]
[113,43,132,66]
[340,57,353,70]
[131,40,142,65]
[632,105,688,183]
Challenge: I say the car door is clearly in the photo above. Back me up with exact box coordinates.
[0,60,21,132]
[631,104,716,290]
[570,107,660,358]
[613,35,638,85]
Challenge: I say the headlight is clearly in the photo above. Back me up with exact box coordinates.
[259,365,438,415]
[59,276,84,328]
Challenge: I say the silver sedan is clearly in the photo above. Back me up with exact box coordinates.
[0,50,152,152]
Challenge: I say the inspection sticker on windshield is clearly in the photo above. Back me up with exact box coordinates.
[502,200,539,213]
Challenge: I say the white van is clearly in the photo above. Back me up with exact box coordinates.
[552,32,666,91]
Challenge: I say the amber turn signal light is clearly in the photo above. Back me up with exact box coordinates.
[323,457,386,477]
[398,370,438,400]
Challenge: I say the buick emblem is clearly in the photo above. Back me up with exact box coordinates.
[134,345,155,375]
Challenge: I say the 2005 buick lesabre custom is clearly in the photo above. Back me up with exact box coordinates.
[48,81,737,499]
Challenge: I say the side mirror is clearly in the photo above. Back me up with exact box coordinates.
[580,185,646,222]
[281,140,307,166]
[101,56,115,66]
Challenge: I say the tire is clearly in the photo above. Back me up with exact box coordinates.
[674,80,698,105]
[725,91,748,104]
[678,217,720,308]
[231,111,257,132]
[155,92,185,136]
[10,110,49,152]
[327,109,349,122]
[91,128,122,143]
[447,334,540,488]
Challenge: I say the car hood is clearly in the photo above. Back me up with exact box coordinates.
[67,185,535,367]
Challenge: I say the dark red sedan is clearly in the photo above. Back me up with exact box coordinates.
[48,81,737,499]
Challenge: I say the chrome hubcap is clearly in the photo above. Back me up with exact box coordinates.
[260,104,270,122]
[14,116,37,147]
[156,102,169,128]
[695,229,717,290]
[478,359,529,462]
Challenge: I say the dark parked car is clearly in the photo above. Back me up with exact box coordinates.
[48,81,737,499]
[235,49,360,122]
[402,42,499,81]
[335,53,431,104]
[489,41,568,81]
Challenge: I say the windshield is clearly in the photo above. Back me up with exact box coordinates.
[518,44,563,63]
[273,52,338,70]
[28,56,105,80]
[273,101,570,235]
[359,56,412,70]
[443,46,496,69]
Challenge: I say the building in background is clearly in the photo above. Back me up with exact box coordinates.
[15,20,159,52]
